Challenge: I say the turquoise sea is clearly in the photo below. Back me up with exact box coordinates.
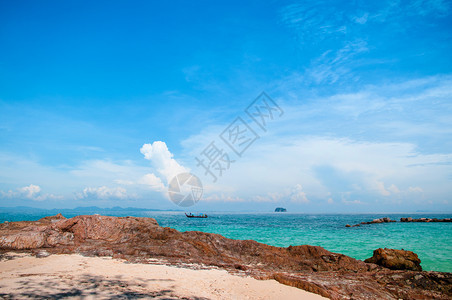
[1,210,451,272]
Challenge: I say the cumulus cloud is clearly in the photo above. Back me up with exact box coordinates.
[19,184,41,198]
[183,126,451,207]
[0,184,61,201]
[138,174,166,192]
[76,186,130,200]
[289,184,309,203]
[139,141,189,192]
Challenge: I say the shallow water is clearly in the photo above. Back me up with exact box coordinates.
[2,211,451,272]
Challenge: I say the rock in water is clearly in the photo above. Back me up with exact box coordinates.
[365,248,422,271]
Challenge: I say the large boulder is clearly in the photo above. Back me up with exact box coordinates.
[365,248,422,271]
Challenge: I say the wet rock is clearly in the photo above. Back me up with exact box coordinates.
[365,248,422,271]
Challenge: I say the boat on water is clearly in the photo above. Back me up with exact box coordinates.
[185,213,208,218]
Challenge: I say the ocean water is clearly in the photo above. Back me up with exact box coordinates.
[1,211,451,272]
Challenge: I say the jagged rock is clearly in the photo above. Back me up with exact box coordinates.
[348,217,395,227]
[1,214,450,299]
[365,248,422,271]
[39,213,66,223]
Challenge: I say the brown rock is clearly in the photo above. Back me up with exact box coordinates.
[365,248,422,271]
[39,213,66,223]
[1,214,450,300]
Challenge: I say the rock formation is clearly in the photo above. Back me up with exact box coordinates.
[365,248,422,271]
[1,215,451,299]
[346,216,451,227]
[346,217,396,227]
[401,217,451,222]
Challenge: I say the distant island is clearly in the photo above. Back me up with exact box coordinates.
[274,207,287,212]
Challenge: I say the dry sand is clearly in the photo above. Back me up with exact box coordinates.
[0,253,326,299]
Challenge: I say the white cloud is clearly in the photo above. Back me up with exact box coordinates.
[289,184,309,203]
[138,173,166,192]
[353,12,369,24]
[19,184,41,198]
[0,184,62,201]
[140,141,189,181]
[305,40,368,84]
[279,2,349,44]
[375,181,391,196]
[408,186,424,193]
[183,128,452,207]
[388,184,400,194]
[375,182,401,196]
[76,186,130,200]
[173,75,452,209]
[114,179,135,185]
[342,199,363,205]
[203,193,244,202]
[228,184,310,204]
[140,141,189,193]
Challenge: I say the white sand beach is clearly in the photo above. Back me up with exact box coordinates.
[0,253,326,299]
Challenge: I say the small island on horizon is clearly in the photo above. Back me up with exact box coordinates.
[275,207,287,212]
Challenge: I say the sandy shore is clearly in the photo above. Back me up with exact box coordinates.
[0,253,326,299]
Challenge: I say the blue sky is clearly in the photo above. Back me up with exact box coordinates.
[0,0,451,212]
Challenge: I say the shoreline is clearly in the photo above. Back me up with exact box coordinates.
[0,252,326,299]
[1,214,451,299]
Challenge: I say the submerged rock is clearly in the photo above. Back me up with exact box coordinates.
[365,248,422,271]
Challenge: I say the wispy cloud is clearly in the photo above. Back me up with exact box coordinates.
[279,0,452,89]
[180,75,452,209]
[279,1,349,45]
[75,186,132,200]
[0,184,62,201]
[305,40,368,84]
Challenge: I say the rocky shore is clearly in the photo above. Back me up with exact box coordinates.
[400,217,452,222]
[346,217,452,227]
[1,214,451,299]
